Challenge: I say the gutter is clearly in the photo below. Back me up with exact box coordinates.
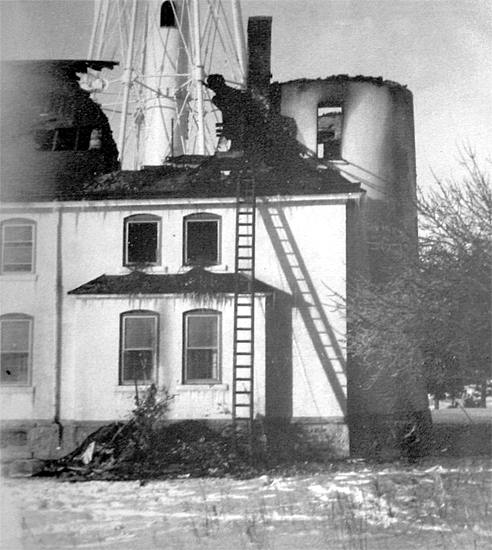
[54,203,64,445]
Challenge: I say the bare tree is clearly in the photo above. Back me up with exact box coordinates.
[346,150,491,410]
[418,150,491,405]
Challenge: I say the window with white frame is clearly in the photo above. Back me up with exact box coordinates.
[1,219,35,273]
[120,311,158,385]
[184,309,221,383]
[0,314,32,385]
[124,214,160,266]
[184,213,220,266]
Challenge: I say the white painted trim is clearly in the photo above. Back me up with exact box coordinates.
[176,384,228,391]
[0,192,364,213]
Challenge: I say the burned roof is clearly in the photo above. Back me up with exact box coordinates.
[68,267,278,296]
[279,74,409,91]
[74,152,359,201]
[1,61,361,203]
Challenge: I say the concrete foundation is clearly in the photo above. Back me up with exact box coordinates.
[2,417,350,462]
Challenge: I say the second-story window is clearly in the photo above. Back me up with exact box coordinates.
[34,127,100,151]
[184,213,220,266]
[317,106,343,160]
[124,214,161,267]
[1,219,35,274]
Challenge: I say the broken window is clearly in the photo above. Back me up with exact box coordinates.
[120,311,158,385]
[34,127,99,151]
[124,215,160,267]
[160,1,176,27]
[184,214,220,266]
[0,314,32,385]
[317,106,343,160]
[1,219,35,273]
[184,310,220,383]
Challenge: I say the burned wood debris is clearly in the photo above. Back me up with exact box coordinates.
[35,384,333,481]
[37,419,260,481]
[35,384,256,480]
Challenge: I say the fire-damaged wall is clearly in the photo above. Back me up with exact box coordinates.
[1,17,430,462]
[280,76,417,260]
[0,60,119,201]
[278,75,428,458]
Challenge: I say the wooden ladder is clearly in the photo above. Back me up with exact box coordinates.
[232,170,256,448]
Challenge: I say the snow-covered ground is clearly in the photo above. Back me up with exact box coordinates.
[2,459,491,550]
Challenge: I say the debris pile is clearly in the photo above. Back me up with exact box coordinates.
[38,419,259,481]
[37,385,266,480]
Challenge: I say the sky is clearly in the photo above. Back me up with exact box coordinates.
[1,0,491,187]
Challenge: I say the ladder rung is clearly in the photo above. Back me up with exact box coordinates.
[234,404,252,408]
[235,352,253,356]
[235,378,252,382]
[236,339,252,343]
[236,391,251,395]
[236,315,252,318]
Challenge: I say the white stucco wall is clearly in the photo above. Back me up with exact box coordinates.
[63,294,266,422]
[2,193,352,425]
[256,199,348,419]
[0,209,58,421]
[58,196,348,422]
[60,201,238,291]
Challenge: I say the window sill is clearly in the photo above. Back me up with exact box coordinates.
[0,273,37,282]
[176,384,228,392]
[114,384,155,392]
[1,385,34,393]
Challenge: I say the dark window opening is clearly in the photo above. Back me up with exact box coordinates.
[34,127,98,151]
[184,310,220,383]
[120,312,158,385]
[160,1,176,27]
[184,216,219,266]
[124,215,160,266]
[317,106,342,160]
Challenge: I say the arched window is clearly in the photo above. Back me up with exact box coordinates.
[123,214,161,266]
[183,309,221,383]
[183,213,220,266]
[160,1,176,27]
[1,218,35,274]
[0,313,33,385]
[120,310,158,385]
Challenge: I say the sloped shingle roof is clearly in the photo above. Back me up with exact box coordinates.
[68,267,278,296]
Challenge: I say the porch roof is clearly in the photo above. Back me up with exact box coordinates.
[68,267,278,296]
